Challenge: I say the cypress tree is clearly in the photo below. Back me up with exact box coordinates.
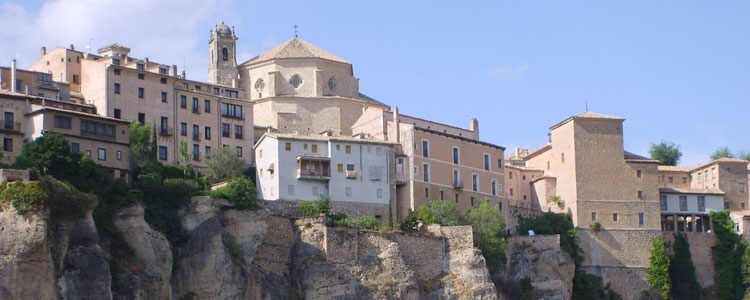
[646,235,671,299]
[669,233,700,299]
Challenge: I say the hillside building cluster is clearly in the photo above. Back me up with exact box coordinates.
[1,22,748,298]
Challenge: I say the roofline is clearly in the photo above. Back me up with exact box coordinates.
[414,126,505,150]
[659,188,725,196]
[523,144,552,160]
[27,107,131,124]
[392,111,476,134]
[549,115,625,131]
[251,95,389,108]
[240,56,352,68]
[253,132,397,150]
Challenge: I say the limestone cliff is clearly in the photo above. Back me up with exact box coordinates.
[0,195,499,300]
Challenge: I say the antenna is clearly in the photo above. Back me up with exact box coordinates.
[585,100,588,112]
[86,38,95,54]
[294,24,298,37]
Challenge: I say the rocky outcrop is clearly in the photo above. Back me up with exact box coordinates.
[2,194,499,300]
[496,235,575,300]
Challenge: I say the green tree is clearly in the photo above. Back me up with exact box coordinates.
[150,121,158,161]
[14,131,75,179]
[742,243,750,295]
[669,233,699,299]
[736,150,750,162]
[399,209,418,231]
[646,235,671,299]
[129,121,152,168]
[710,210,746,300]
[649,141,682,166]
[205,146,245,182]
[177,140,192,178]
[464,198,507,268]
[208,176,257,210]
[416,199,461,226]
[711,147,734,160]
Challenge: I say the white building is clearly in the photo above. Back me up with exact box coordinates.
[659,188,724,232]
[254,132,395,221]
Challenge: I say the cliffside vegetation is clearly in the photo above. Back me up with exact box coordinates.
[645,235,671,299]
[669,233,700,299]
[517,213,622,300]
[710,210,750,300]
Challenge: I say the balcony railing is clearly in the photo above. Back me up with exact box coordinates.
[192,134,200,141]
[297,156,331,180]
[453,180,464,190]
[297,169,331,180]
[159,127,174,136]
[0,121,21,132]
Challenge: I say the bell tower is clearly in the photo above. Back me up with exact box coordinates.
[207,21,238,87]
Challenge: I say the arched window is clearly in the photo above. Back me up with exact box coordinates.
[222,48,228,61]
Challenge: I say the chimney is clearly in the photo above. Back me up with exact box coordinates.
[181,70,186,79]
[144,57,149,64]
[69,44,74,50]
[40,47,46,57]
[10,59,17,92]
[393,106,400,143]
[470,118,479,137]
[172,65,178,77]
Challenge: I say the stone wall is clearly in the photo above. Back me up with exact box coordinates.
[259,199,390,225]
[582,266,650,300]
[507,205,546,234]
[501,235,575,300]
[662,232,716,289]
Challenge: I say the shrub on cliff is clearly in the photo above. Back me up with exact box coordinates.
[646,235,671,299]
[416,199,461,226]
[399,209,418,231]
[298,195,332,217]
[464,198,507,268]
[669,233,700,299]
[352,216,382,230]
[710,210,748,300]
[0,180,48,215]
[208,176,257,210]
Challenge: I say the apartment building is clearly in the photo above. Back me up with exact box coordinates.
[27,24,253,169]
[352,106,506,220]
[254,132,395,222]
[0,89,130,179]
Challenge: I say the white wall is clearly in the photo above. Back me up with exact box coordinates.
[660,193,724,215]
[255,137,279,200]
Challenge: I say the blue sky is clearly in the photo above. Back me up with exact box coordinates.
[2,0,748,165]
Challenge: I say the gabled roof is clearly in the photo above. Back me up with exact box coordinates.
[242,37,350,65]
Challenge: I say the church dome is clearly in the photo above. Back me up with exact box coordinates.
[215,22,233,38]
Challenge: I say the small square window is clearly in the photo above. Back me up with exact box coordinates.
[345,145,351,154]
[138,73,145,80]
[97,148,106,160]
[285,143,291,151]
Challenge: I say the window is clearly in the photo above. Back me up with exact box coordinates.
[2,138,12,152]
[138,113,145,124]
[204,100,211,112]
[422,140,429,157]
[192,125,199,140]
[138,73,144,80]
[484,154,490,170]
[138,87,144,98]
[117,151,122,161]
[337,164,343,173]
[236,146,242,157]
[522,175,526,180]
[471,197,475,206]
[312,144,318,153]
[72,74,79,83]
[455,193,459,203]
[682,177,687,184]
[698,196,705,211]
[472,174,478,192]
[222,48,228,61]
[111,108,120,119]
[453,147,459,164]
[637,170,642,178]
[304,144,308,150]
[288,185,295,196]
[193,144,199,160]
[639,213,645,225]
[97,148,106,160]
[499,202,503,212]
[86,150,91,157]
[213,87,220,95]
[509,172,513,179]
[235,125,243,139]
[114,68,121,75]
[224,90,238,98]
[285,143,292,151]
[453,170,460,187]
[439,190,444,200]
[679,196,687,211]
[336,144,341,151]
[204,127,211,140]
[491,180,498,196]
[114,83,120,94]
[160,78,167,84]
[376,147,382,156]
[195,85,201,91]
[160,117,168,133]
[290,74,303,88]
[698,172,702,182]
[258,150,262,159]
[136,63,144,70]
[312,186,319,196]
[510,188,514,196]
[712,168,716,179]
[741,183,746,193]
[592,212,597,221]
[113,59,120,66]
[71,142,79,153]
[498,159,503,168]
[161,92,167,103]
[660,195,667,211]
[54,115,72,129]
[423,164,429,182]
[346,164,355,171]
[425,187,429,198]
[222,123,230,137]
[346,187,352,197]
[180,95,187,108]
[637,190,643,200]
[613,213,618,222]
[221,103,243,118]
[192,97,199,113]
[561,152,565,163]
[81,120,115,137]
[345,145,351,154]
[158,146,167,160]
[180,123,187,136]
[159,67,167,75]
[668,176,673,183]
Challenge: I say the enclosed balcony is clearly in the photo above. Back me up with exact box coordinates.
[297,156,331,180]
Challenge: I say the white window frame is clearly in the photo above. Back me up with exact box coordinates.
[423,163,430,182]
[491,179,498,196]
[483,153,490,170]
[422,139,430,158]
[472,173,479,192]
[453,146,460,164]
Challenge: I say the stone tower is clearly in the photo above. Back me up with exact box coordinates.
[207,21,238,87]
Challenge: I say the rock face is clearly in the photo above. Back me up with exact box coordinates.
[497,235,575,300]
[1,195,499,300]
